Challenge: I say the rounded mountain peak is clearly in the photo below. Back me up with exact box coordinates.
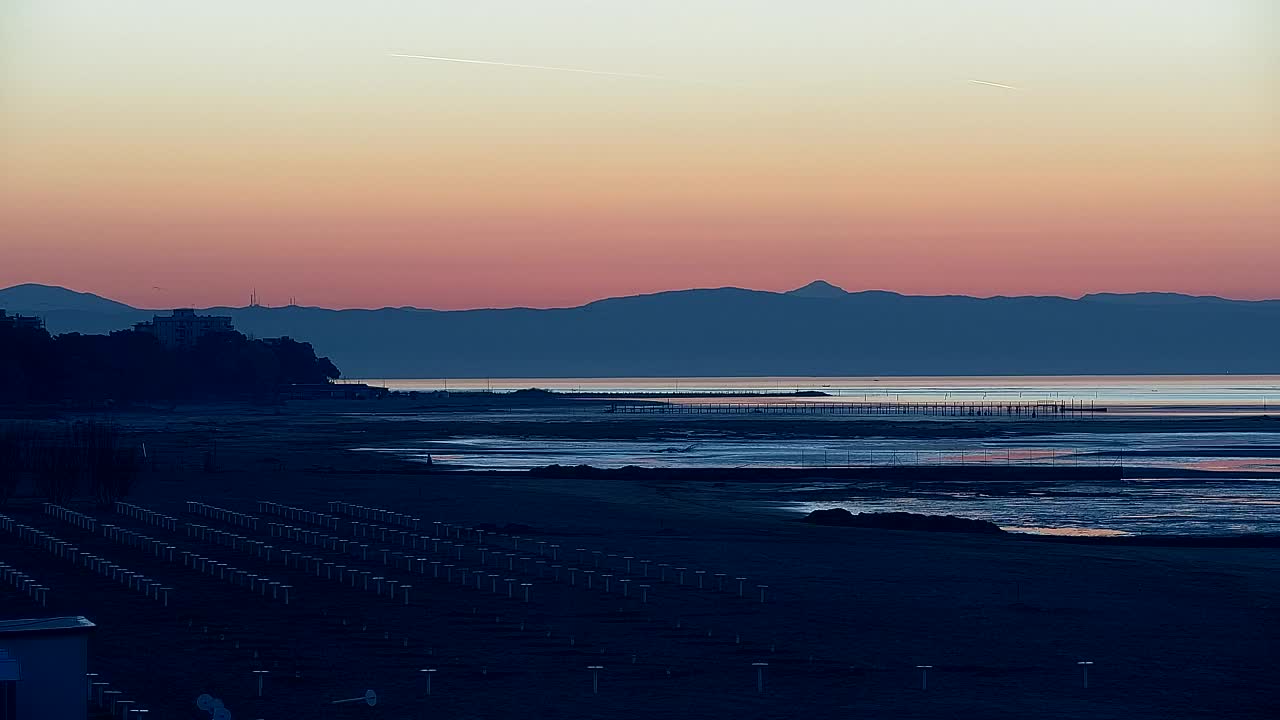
[786,280,848,298]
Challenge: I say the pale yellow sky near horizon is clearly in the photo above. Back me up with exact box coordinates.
[2,1,1277,309]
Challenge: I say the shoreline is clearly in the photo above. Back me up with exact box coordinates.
[3,400,1277,717]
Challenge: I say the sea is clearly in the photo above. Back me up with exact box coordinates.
[352,374,1280,413]
[352,376,1280,536]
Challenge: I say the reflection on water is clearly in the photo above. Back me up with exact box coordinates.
[777,479,1280,537]
[1001,527,1132,537]
[354,374,1280,413]
[367,432,1280,536]
[379,432,1280,472]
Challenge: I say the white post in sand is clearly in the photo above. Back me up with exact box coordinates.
[917,665,931,690]
[588,666,603,695]
[420,668,436,696]
[753,662,768,694]
[1077,661,1093,689]
[253,670,269,697]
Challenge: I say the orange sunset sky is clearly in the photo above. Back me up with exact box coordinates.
[2,1,1277,309]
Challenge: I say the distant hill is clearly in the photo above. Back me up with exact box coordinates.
[786,280,850,298]
[0,283,136,314]
[0,284,152,337]
[3,282,1279,377]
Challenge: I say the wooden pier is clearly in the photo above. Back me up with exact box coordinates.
[607,400,1102,418]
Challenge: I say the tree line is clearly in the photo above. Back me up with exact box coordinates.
[0,323,340,404]
[0,421,139,508]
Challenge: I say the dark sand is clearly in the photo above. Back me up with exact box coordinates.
[2,399,1277,719]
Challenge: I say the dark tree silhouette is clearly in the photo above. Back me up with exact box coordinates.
[0,323,57,403]
[0,424,31,507]
[76,420,141,509]
[0,325,340,404]
[32,428,79,505]
[2,421,141,506]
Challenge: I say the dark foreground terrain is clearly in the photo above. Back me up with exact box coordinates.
[1,401,1277,719]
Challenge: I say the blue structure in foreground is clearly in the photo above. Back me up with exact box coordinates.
[0,617,94,720]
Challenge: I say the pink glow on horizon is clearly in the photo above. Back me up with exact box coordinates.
[4,170,1279,309]
[2,2,1276,310]
[5,198,1278,310]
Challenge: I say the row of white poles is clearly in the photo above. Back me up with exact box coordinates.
[115,501,179,532]
[185,501,259,531]
[2,511,167,606]
[87,672,151,719]
[0,559,49,607]
[258,500,342,531]
[324,501,768,605]
[43,502,97,532]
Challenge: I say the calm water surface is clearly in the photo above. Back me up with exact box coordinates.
[351,375,1280,413]
[370,434,1280,536]
[357,376,1280,536]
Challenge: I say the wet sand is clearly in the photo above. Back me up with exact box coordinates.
[2,399,1277,718]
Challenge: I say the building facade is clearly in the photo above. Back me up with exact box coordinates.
[0,616,94,720]
[133,308,234,349]
[0,310,43,331]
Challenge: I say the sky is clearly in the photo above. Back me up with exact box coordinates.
[2,1,1277,309]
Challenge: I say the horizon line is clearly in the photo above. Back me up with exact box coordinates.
[3,281,1278,313]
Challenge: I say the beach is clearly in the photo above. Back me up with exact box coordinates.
[2,397,1278,718]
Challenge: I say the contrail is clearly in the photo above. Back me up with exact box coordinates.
[389,53,677,83]
[969,79,1020,90]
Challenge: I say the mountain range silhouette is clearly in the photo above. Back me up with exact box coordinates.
[3,282,1277,378]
